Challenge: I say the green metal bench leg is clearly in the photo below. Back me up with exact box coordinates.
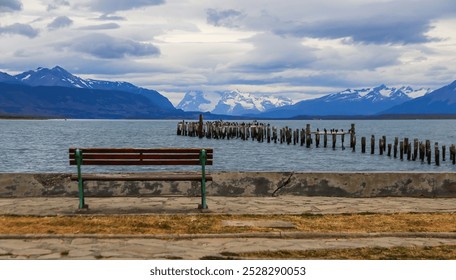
[75,149,88,209]
[199,149,208,209]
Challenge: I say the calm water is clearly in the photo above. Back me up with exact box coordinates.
[1,119,456,173]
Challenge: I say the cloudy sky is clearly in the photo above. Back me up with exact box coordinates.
[0,0,455,104]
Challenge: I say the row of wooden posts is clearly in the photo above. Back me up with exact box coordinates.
[176,119,355,149]
[176,117,456,167]
[362,135,456,166]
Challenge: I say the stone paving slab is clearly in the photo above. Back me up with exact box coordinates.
[0,196,455,260]
[1,237,456,260]
[0,196,455,216]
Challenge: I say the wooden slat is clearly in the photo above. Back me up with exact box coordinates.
[69,147,213,154]
[69,159,213,166]
[70,173,213,181]
[69,153,213,160]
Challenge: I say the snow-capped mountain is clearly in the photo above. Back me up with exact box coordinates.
[259,85,432,118]
[0,71,20,84]
[177,89,293,115]
[382,80,456,115]
[13,66,175,110]
[15,66,90,88]
[176,90,221,112]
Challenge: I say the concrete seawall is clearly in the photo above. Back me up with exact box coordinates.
[1,172,456,198]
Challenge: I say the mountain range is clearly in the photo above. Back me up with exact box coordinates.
[252,85,432,118]
[177,90,293,115]
[0,66,185,118]
[1,66,455,119]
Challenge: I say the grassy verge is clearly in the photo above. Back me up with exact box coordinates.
[227,245,456,260]
[0,212,454,235]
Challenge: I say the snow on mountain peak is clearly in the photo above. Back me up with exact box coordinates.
[177,89,293,115]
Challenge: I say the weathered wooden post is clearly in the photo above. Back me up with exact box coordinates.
[413,139,419,161]
[371,135,375,154]
[306,124,312,148]
[361,137,366,153]
[427,148,431,165]
[379,138,383,155]
[351,132,356,152]
[400,141,404,160]
[425,140,431,156]
[394,137,398,158]
[404,138,409,155]
[350,124,355,149]
[420,142,425,162]
[382,136,386,152]
[324,129,328,148]
[177,121,182,135]
[407,143,412,161]
[315,130,320,148]
[198,115,203,138]
[387,144,392,157]
[332,132,337,150]
[442,145,446,161]
[267,124,271,143]
[341,130,345,150]
[287,128,292,145]
[435,143,440,166]
[451,144,456,164]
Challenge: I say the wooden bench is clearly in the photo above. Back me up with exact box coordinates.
[69,147,213,210]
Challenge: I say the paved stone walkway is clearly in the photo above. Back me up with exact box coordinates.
[0,196,455,259]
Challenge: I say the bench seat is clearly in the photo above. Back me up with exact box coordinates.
[70,172,213,182]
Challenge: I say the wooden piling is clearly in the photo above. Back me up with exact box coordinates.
[324,129,328,148]
[435,143,440,166]
[361,137,366,153]
[400,141,404,160]
[341,130,345,150]
[404,138,409,155]
[413,139,419,161]
[371,135,375,154]
[394,137,398,158]
[387,144,392,157]
[451,144,456,164]
[350,124,355,149]
[198,115,203,138]
[427,148,431,165]
[407,143,412,161]
[442,145,446,161]
[306,124,312,148]
[420,142,425,162]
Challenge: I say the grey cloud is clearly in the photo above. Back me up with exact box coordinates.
[207,0,456,45]
[47,16,73,30]
[87,0,165,13]
[206,9,244,27]
[68,33,160,59]
[97,14,126,21]
[79,23,120,30]
[0,23,39,38]
[47,0,70,11]
[233,33,316,72]
[0,0,22,13]
[276,18,435,45]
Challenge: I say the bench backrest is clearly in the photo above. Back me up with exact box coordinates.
[69,148,213,166]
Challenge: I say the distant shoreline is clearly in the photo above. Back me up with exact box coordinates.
[2,114,456,121]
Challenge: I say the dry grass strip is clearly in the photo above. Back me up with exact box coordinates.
[233,245,456,260]
[0,213,454,235]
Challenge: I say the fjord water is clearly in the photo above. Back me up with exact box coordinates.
[1,119,455,173]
